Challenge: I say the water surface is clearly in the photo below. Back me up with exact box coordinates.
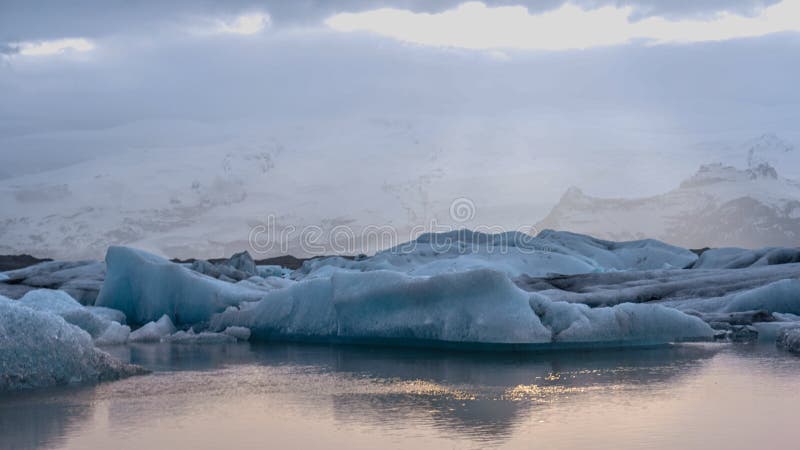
[1,342,798,449]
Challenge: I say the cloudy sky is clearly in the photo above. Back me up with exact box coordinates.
[1,0,799,256]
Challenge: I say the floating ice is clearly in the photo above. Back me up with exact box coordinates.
[96,246,266,325]
[0,296,144,391]
[129,314,176,342]
[211,268,713,347]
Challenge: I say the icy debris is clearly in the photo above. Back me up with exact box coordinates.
[162,330,237,344]
[0,273,7,282]
[223,326,251,341]
[96,246,266,325]
[129,314,176,342]
[0,296,145,391]
[776,328,800,354]
[211,268,713,346]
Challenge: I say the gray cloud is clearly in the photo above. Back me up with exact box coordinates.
[0,0,784,43]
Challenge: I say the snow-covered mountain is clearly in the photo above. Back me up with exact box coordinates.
[536,160,800,248]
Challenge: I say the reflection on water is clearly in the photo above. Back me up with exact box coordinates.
[1,343,799,450]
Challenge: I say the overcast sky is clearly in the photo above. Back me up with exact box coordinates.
[1,0,799,240]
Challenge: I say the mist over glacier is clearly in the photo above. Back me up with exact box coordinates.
[2,1,800,258]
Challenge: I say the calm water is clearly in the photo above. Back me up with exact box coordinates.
[1,342,799,450]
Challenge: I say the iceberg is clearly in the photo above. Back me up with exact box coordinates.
[95,246,267,325]
[211,268,714,347]
[0,296,145,391]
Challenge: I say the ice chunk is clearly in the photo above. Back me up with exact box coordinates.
[0,296,145,391]
[722,279,800,315]
[18,289,111,338]
[529,294,714,343]
[162,330,236,344]
[223,326,251,341]
[95,321,131,346]
[129,314,176,342]
[227,251,257,276]
[86,306,127,324]
[0,273,8,282]
[96,246,267,325]
[776,328,800,354]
